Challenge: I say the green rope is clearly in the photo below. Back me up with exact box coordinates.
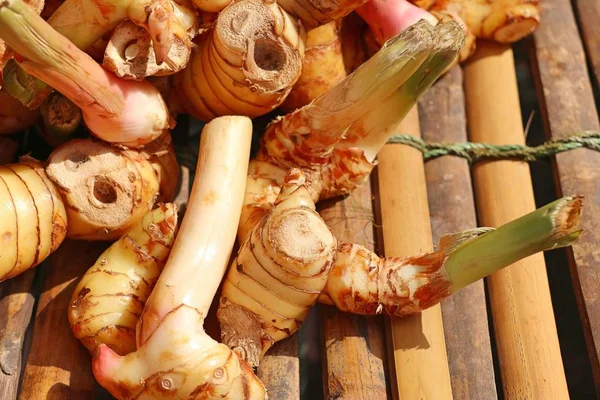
[386,131,600,164]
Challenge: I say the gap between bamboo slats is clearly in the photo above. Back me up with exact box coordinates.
[532,0,600,393]
[375,107,453,399]
[317,179,388,399]
[463,41,569,399]
[419,66,497,400]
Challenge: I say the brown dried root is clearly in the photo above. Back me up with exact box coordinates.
[69,203,178,356]
[410,0,540,43]
[103,0,199,80]
[44,135,179,240]
[174,0,306,121]
[39,91,82,147]
[0,159,67,282]
[280,21,347,113]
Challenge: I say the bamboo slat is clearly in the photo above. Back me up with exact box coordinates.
[532,0,600,391]
[463,41,569,399]
[257,337,300,400]
[318,181,388,399]
[419,67,497,400]
[0,270,36,400]
[572,0,600,88]
[375,107,453,399]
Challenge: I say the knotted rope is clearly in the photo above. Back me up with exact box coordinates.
[386,131,600,164]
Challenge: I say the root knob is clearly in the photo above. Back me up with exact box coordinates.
[45,139,160,240]
[265,208,336,273]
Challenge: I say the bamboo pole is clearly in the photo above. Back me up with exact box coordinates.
[534,0,600,391]
[376,107,453,399]
[420,67,497,399]
[463,41,569,399]
[318,181,388,399]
